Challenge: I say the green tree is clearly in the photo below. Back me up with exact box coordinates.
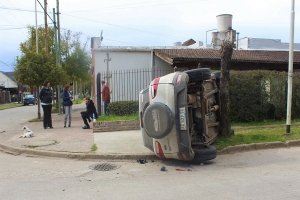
[61,30,91,97]
[15,52,66,86]
[15,26,68,118]
[15,26,67,86]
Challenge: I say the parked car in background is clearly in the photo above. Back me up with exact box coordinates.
[139,68,221,163]
[23,95,37,105]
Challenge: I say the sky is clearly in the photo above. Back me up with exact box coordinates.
[0,0,299,72]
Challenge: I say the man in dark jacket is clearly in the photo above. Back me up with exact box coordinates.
[81,97,97,129]
[39,80,53,129]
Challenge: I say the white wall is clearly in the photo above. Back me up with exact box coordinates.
[94,50,152,74]
[0,72,17,88]
[238,37,300,50]
[94,50,153,111]
[238,38,249,50]
[153,55,173,78]
[93,49,174,114]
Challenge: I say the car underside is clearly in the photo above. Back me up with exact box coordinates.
[139,68,221,162]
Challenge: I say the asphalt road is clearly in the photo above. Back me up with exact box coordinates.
[0,104,37,132]
[1,147,300,200]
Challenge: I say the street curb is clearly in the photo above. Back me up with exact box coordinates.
[1,140,300,160]
[0,141,158,161]
[217,140,300,155]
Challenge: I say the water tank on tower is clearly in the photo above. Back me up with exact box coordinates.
[211,14,236,49]
[216,14,233,32]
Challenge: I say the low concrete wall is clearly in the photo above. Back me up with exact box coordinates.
[93,120,140,132]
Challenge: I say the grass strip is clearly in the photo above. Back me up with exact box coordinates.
[214,125,300,150]
[96,114,139,122]
[231,119,300,127]
[73,98,84,105]
[0,102,23,110]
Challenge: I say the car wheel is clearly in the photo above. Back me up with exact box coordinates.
[185,68,211,82]
[143,102,174,139]
[213,71,221,80]
[212,71,231,81]
[192,145,217,163]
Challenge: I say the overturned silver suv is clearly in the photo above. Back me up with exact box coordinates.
[139,68,221,162]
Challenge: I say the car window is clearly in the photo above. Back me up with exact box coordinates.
[25,95,34,98]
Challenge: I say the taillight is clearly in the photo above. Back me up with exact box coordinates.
[155,141,166,159]
[150,77,160,99]
[181,152,187,160]
[176,74,182,84]
[140,111,144,128]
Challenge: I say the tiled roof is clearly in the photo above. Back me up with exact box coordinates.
[182,39,196,46]
[154,49,300,64]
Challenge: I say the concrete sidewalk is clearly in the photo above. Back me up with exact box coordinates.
[0,102,155,160]
[1,102,300,160]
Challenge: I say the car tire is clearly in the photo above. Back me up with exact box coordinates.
[143,102,174,139]
[185,68,211,82]
[213,71,221,80]
[212,71,231,81]
[192,145,217,163]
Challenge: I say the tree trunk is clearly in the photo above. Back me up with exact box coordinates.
[220,41,234,136]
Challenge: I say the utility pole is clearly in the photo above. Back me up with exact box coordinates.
[56,0,62,114]
[44,0,48,54]
[57,0,61,62]
[35,0,41,119]
[286,0,295,135]
[104,53,111,84]
[53,9,58,66]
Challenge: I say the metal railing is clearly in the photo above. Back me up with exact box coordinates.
[96,68,173,114]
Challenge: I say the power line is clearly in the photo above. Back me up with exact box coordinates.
[6,0,32,26]
[0,26,27,30]
[0,25,25,26]
[36,0,55,25]
[64,0,164,13]
[60,27,144,46]
[63,0,202,13]
[101,38,141,46]
[0,12,26,36]
[0,60,14,70]
[0,4,186,40]
[0,6,44,13]
[62,14,185,40]
[0,23,51,30]
[0,2,29,33]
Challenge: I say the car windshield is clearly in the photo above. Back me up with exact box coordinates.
[25,95,34,99]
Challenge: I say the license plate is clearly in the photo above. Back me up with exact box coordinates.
[179,107,187,130]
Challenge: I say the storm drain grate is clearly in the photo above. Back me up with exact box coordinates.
[89,163,120,171]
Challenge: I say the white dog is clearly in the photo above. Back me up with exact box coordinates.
[20,126,34,138]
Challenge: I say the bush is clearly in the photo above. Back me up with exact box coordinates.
[107,101,138,116]
[229,70,270,122]
[229,70,300,122]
